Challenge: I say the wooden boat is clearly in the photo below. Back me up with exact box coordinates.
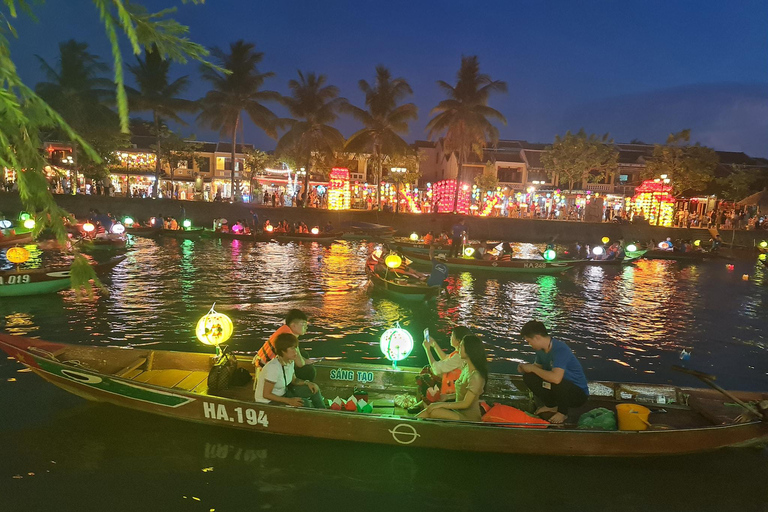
[643,249,711,261]
[1,333,766,456]
[565,253,645,266]
[0,255,126,297]
[0,232,33,248]
[274,231,343,243]
[80,234,127,252]
[201,230,275,242]
[125,226,161,238]
[392,238,497,254]
[365,260,441,302]
[159,228,206,239]
[341,222,395,240]
[403,250,574,274]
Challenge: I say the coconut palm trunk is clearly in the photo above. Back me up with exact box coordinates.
[231,115,239,201]
[153,112,161,198]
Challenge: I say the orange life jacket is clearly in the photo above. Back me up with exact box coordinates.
[255,324,293,367]
[441,351,463,395]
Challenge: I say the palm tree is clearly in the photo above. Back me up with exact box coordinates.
[276,71,346,206]
[342,66,418,210]
[426,56,507,212]
[127,46,197,198]
[35,40,117,190]
[198,40,280,201]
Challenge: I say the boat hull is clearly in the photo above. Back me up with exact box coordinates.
[643,249,710,261]
[275,232,342,243]
[0,270,71,296]
[403,251,574,274]
[366,268,440,302]
[0,232,33,247]
[1,335,767,457]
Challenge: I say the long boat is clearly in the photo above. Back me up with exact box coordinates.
[201,230,275,242]
[159,228,206,239]
[392,238,498,254]
[563,253,645,266]
[274,231,343,243]
[0,255,126,297]
[340,222,395,240]
[403,250,574,274]
[643,249,711,261]
[125,226,161,238]
[366,261,441,302]
[0,232,34,248]
[1,334,766,456]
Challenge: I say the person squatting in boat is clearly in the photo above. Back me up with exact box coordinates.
[253,309,316,381]
[517,320,589,424]
[254,332,326,408]
[417,335,488,421]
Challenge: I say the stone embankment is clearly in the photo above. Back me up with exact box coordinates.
[1,192,765,247]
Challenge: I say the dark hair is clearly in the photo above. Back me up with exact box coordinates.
[451,325,473,343]
[462,335,488,384]
[274,332,298,356]
[285,309,308,325]
[520,320,548,338]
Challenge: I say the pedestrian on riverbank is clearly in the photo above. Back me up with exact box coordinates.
[448,219,466,258]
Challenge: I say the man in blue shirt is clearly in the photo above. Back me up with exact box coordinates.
[518,320,589,424]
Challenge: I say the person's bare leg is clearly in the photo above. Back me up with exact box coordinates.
[534,405,558,415]
[549,412,567,424]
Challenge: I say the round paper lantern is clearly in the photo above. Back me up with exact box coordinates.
[693,239,701,247]
[380,325,414,365]
[124,217,134,227]
[196,308,233,347]
[658,241,671,250]
[5,246,30,264]
[409,232,419,241]
[311,227,320,235]
[0,220,12,229]
[23,219,35,230]
[759,254,766,261]
[385,253,402,269]
[265,225,274,232]
[543,249,556,261]
[111,223,125,234]
[626,244,637,253]
[760,241,767,249]
[18,212,30,221]
[463,247,475,257]
[83,222,95,233]
[592,246,604,256]
[372,248,383,261]
[601,236,610,244]
[183,219,192,229]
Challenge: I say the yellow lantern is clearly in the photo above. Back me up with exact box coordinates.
[601,236,610,244]
[693,240,701,247]
[196,305,233,348]
[311,227,320,235]
[5,246,30,264]
[385,253,402,269]
[464,247,475,257]
[83,222,95,233]
[265,225,274,233]
[409,232,419,241]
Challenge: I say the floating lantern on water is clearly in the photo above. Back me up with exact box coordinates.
[385,253,402,269]
[111,223,125,235]
[543,249,556,261]
[183,219,192,229]
[601,236,610,244]
[410,232,419,241]
[726,264,734,271]
[742,274,749,281]
[463,247,475,257]
[626,244,638,253]
[311,227,320,235]
[0,220,12,229]
[380,323,414,369]
[82,222,95,233]
[123,217,134,227]
[5,246,30,264]
[693,240,701,247]
[593,246,604,256]
[23,219,35,230]
[196,304,233,356]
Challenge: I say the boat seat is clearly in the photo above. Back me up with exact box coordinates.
[174,371,209,391]
[687,393,746,425]
[115,357,147,378]
[133,369,190,388]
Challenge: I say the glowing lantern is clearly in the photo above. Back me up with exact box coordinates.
[183,219,192,229]
[658,241,671,250]
[543,249,556,261]
[410,232,419,241]
[385,254,402,269]
[265,225,274,233]
[759,254,766,261]
[311,227,320,235]
[196,305,233,352]
[124,217,134,227]
[626,244,638,253]
[693,240,701,247]
[111,223,125,235]
[742,274,749,281]
[328,168,351,210]
[23,219,35,230]
[463,247,475,257]
[593,246,604,256]
[760,241,767,249]
[379,324,414,369]
[372,248,383,260]
[630,180,676,227]
[150,217,158,226]
[0,220,12,229]
[19,212,31,221]
[5,246,30,264]
[601,236,610,244]
[83,222,95,233]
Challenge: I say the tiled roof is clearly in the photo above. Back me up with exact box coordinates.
[216,142,254,154]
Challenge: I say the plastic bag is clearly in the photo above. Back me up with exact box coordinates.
[577,407,618,430]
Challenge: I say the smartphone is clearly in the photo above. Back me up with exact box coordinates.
[423,328,430,340]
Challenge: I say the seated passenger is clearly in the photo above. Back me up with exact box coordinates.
[423,231,434,246]
[417,335,487,421]
[410,326,472,413]
[254,332,325,408]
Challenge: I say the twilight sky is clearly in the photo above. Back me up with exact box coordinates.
[10,0,768,157]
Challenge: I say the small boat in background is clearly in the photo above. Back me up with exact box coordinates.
[125,226,161,238]
[403,250,574,274]
[643,249,711,261]
[341,222,395,240]
[0,232,33,248]
[0,255,126,297]
[160,228,206,240]
[365,258,441,302]
[275,231,342,243]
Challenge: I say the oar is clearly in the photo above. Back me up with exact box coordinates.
[672,365,763,419]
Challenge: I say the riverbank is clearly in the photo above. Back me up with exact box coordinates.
[2,192,766,246]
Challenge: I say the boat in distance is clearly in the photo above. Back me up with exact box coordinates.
[2,334,766,457]
[402,250,574,274]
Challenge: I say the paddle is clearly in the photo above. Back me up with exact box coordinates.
[672,365,764,420]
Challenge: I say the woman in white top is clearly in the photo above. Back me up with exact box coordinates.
[254,333,325,408]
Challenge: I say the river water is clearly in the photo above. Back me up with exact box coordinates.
[1,237,767,511]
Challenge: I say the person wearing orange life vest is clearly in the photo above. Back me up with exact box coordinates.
[408,325,473,414]
[253,309,316,381]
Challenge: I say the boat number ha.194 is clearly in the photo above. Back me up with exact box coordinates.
[0,274,31,285]
[203,402,269,427]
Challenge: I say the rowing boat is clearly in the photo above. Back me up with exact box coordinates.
[125,226,161,238]
[365,260,441,302]
[0,255,126,297]
[159,228,206,239]
[274,232,342,243]
[643,249,711,261]
[1,334,765,456]
[201,230,275,242]
[0,232,33,248]
[403,250,574,274]
[340,222,395,240]
[565,253,645,266]
[392,238,496,254]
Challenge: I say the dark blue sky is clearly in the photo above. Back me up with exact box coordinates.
[11,0,768,157]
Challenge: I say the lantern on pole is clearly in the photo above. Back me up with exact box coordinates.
[380,323,414,369]
[196,303,233,357]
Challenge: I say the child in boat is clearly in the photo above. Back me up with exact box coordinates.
[254,332,325,408]
[517,320,589,424]
[417,335,487,421]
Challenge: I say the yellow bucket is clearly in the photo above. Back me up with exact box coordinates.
[616,403,651,431]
